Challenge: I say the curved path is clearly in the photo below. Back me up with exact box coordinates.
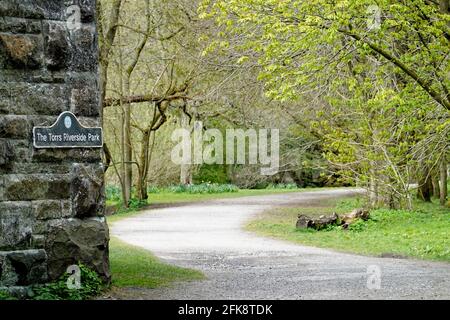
[111,189,450,299]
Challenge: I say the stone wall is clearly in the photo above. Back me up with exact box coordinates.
[0,0,110,293]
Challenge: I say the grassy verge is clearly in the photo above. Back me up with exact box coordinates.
[246,198,450,262]
[109,237,204,288]
[144,188,313,203]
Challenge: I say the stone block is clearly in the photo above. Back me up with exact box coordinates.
[9,146,30,164]
[0,0,66,21]
[5,162,71,175]
[0,83,69,116]
[71,163,105,218]
[68,72,100,117]
[0,249,47,286]
[0,115,28,139]
[0,33,43,69]
[0,68,64,85]
[32,200,71,220]
[0,201,33,251]
[45,217,110,282]
[70,86,100,117]
[43,21,71,71]
[69,24,97,72]
[75,0,97,23]
[0,139,14,166]
[32,221,48,235]
[0,17,42,34]
[3,174,70,201]
[31,235,45,249]
[0,83,11,113]
[0,175,5,201]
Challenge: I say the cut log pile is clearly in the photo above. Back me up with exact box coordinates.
[296,208,370,231]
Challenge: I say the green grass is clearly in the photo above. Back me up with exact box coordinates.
[147,188,310,203]
[246,198,450,262]
[0,291,17,300]
[106,183,240,205]
[109,237,204,288]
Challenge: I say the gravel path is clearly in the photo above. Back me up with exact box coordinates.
[110,189,450,299]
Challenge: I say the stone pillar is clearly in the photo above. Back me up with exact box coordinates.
[0,0,110,292]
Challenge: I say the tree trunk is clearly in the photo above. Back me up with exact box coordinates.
[137,130,151,201]
[122,77,132,206]
[432,172,440,198]
[180,110,192,185]
[417,166,433,202]
[120,106,128,207]
[97,0,122,121]
[440,158,448,206]
[368,166,378,208]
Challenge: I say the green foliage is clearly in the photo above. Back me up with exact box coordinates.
[194,164,230,184]
[0,290,17,300]
[112,198,148,216]
[106,186,122,202]
[147,185,161,194]
[166,183,239,194]
[347,219,369,232]
[107,184,240,207]
[266,183,298,190]
[200,0,450,209]
[32,264,103,300]
[201,0,449,108]
[128,198,148,209]
[322,223,342,232]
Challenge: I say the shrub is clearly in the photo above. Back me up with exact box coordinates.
[323,223,342,232]
[0,290,17,300]
[266,183,298,190]
[147,185,161,194]
[166,183,239,194]
[128,198,148,209]
[193,164,229,184]
[347,219,368,232]
[32,263,104,300]
[105,185,122,202]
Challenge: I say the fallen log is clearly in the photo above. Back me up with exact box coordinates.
[340,208,370,229]
[296,215,314,229]
[296,208,369,231]
[296,212,339,231]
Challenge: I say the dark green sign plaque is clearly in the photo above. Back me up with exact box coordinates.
[33,112,103,149]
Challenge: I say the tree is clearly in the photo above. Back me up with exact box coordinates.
[440,155,448,205]
[98,0,225,204]
[200,0,450,208]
